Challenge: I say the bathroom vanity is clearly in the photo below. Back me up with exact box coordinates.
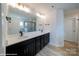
[6,33,50,56]
[5,4,50,56]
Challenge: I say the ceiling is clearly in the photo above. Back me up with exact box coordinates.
[8,3,79,17]
[48,3,79,10]
[24,3,79,10]
[22,3,79,16]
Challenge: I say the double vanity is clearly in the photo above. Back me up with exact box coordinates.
[6,32,50,56]
[5,4,50,56]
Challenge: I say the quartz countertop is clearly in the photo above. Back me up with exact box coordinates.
[6,31,50,46]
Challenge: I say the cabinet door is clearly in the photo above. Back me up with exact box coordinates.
[21,39,35,56]
[35,37,41,54]
[40,33,50,49]
[6,45,18,56]
[47,33,50,43]
[40,35,44,49]
[24,42,35,56]
[44,34,49,45]
[44,33,50,46]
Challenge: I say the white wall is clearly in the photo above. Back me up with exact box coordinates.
[0,4,2,47]
[0,4,5,55]
[50,9,64,47]
[2,4,9,49]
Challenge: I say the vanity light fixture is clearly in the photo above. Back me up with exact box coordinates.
[7,3,31,13]
[8,3,46,19]
[23,6,31,13]
[17,4,31,13]
[36,13,46,19]
[41,15,46,19]
[36,13,41,18]
[7,3,17,7]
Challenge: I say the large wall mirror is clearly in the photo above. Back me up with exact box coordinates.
[7,6,37,35]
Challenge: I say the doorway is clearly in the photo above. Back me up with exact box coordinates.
[64,17,79,56]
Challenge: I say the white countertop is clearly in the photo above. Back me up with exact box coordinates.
[6,31,50,46]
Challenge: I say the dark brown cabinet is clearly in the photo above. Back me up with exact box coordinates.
[35,37,41,54]
[6,33,50,56]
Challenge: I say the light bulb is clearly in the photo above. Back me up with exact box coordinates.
[7,3,17,7]
[20,22,23,26]
[36,13,46,19]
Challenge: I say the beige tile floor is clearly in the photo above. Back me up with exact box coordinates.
[36,44,64,56]
[36,41,79,56]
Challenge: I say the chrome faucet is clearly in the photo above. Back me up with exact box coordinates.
[19,31,23,37]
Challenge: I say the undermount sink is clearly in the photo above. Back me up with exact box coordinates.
[18,36,28,39]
